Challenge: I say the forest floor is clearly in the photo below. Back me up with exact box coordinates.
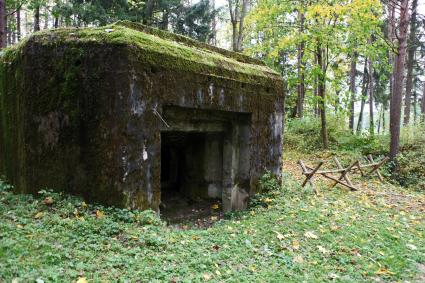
[1,151,424,282]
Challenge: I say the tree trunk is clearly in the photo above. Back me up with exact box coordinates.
[231,21,238,51]
[54,16,59,28]
[236,0,248,51]
[317,44,328,149]
[357,58,369,134]
[349,52,357,131]
[296,10,305,118]
[34,6,40,31]
[314,51,320,117]
[161,9,169,30]
[387,3,395,103]
[44,7,49,29]
[210,0,217,45]
[228,0,248,52]
[12,24,16,43]
[389,0,410,160]
[144,0,155,25]
[228,0,239,51]
[16,7,21,41]
[382,105,386,134]
[377,105,382,134]
[421,84,425,122]
[413,90,417,123]
[368,52,374,136]
[0,0,6,48]
[7,27,11,45]
[403,0,418,125]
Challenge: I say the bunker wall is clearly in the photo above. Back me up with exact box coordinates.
[0,40,284,211]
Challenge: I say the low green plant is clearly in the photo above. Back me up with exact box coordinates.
[284,116,386,155]
[391,143,425,191]
[249,171,282,208]
[382,123,425,191]
[0,173,424,281]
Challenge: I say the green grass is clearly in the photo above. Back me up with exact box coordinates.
[1,170,424,282]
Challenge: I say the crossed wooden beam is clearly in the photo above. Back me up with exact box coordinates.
[298,155,389,194]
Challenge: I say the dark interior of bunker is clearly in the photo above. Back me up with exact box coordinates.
[159,106,251,224]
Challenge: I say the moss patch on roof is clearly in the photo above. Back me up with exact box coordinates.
[117,21,263,66]
[1,22,282,87]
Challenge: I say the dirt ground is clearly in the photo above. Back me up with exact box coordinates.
[160,193,223,229]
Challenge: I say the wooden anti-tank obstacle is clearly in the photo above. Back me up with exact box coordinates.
[298,155,389,194]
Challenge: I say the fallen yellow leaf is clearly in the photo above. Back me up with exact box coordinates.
[292,240,300,250]
[330,225,340,231]
[293,255,304,263]
[95,210,104,219]
[34,212,44,219]
[211,204,219,209]
[43,197,54,205]
[76,277,88,283]
[406,244,417,250]
[276,232,285,241]
[317,245,329,254]
[375,268,395,275]
[304,231,318,239]
[203,273,211,281]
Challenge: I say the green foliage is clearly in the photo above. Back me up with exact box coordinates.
[394,147,425,190]
[172,0,218,43]
[1,174,424,281]
[389,125,425,191]
[244,0,389,121]
[0,178,12,192]
[249,171,282,208]
[284,116,386,155]
[284,117,324,151]
[5,0,219,47]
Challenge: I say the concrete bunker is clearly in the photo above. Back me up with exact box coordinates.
[0,21,284,215]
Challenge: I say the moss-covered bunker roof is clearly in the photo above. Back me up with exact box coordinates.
[2,21,282,88]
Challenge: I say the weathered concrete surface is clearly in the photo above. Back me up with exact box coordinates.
[0,21,285,211]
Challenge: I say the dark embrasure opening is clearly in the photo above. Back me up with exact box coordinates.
[159,106,251,224]
[160,131,223,223]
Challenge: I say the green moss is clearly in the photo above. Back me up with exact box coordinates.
[117,21,264,66]
[2,22,281,87]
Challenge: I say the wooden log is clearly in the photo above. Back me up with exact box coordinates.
[299,160,323,192]
[302,162,383,175]
[305,164,358,191]
[332,156,354,187]
[298,160,311,186]
[365,156,389,181]
[298,155,388,193]
[355,160,365,176]
[320,173,358,191]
